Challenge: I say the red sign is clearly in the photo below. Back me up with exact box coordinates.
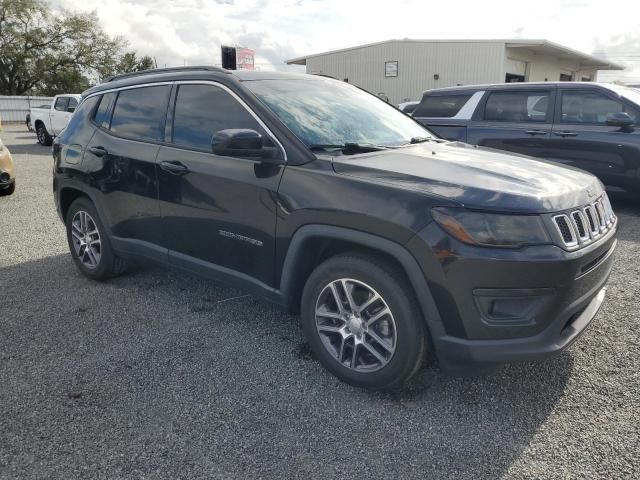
[236,48,255,71]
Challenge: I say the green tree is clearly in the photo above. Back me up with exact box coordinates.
[0,0,124,95]
[114,52,156,75]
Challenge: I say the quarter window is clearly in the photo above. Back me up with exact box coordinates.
[172,84,278,155]
[110,86,171,142]
[484,91,550,122]
[414,95,471,118]
[93,92,117,128]
[560,91,629,124]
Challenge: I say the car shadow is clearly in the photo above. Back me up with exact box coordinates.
[2,142,49,156]
[0,253,573,478]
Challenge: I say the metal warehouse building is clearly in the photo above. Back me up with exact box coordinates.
[286,39,623,105]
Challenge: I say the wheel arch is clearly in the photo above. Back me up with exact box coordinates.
[59,186,90,221]
[279,225,446,338]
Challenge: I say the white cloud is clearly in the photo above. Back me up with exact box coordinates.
[51,0,640,82]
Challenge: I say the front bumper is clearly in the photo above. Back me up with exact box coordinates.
[408,221,616,370]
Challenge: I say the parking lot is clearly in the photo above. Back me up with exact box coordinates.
[0,125,638,479]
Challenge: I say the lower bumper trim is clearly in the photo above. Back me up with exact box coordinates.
[435,287,606,370]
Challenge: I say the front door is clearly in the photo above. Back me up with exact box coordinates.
[548,88,640,192]
[157,82,285,287]
[466,88,555,159]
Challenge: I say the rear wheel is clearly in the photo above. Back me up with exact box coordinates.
[301,253,426,390]
[36,124,52,146]
[66,197,127,280]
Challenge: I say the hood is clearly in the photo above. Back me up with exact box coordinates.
[331,142,603,213]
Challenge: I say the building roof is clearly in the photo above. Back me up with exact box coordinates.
[285,39,624,71]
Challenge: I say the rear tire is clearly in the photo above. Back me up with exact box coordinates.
[36,124,52,146]
[65,197,127,280]
[300,253,426,390]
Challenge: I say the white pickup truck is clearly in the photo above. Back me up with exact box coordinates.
[31,94,81,146]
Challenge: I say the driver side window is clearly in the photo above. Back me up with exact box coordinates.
[171,84,281,158]
[560,91,631,124]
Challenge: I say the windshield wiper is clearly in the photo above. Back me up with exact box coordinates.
[307,143,390,154]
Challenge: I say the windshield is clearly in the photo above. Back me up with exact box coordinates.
[245,78,434,148]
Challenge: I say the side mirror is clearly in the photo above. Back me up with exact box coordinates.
[67,107,76,113]
[211,129,279,161]
[606,112,634,130]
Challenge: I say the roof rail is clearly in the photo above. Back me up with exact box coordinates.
[104,65,229,82]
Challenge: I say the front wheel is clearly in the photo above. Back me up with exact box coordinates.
[0,181,15,196]
[301,253,426,390]
[65,197,127,280]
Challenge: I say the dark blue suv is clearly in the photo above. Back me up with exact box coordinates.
[413,82,640,195]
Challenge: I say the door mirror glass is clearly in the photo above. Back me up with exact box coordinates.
[606,111,635,129]
[212,129,277,160]
[67,106,76,113]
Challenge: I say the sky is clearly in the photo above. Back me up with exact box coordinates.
[52,0,640,84]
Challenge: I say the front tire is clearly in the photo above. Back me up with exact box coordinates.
[36,124,52,146]
[301,253,426,390]
[0,181,15,196]
[65,197,127,280]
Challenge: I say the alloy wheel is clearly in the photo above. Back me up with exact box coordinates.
[71,210,102,269]
[315,278,397,372]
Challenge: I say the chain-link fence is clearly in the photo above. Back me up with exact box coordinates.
[0,95,54,124]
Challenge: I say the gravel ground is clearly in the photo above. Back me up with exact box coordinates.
[0,126,638,479]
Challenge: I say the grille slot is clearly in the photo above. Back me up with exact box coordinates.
[570,211,588,240]
[584,206,599,235]
[553,215,576,245]
[595,201,606,228]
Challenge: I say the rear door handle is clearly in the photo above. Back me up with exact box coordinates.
[88,146,108,157]
[553,131,579,137]
[159,160,189,175]
[525,129,548,136]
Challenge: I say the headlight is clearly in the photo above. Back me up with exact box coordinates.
[431,207,550,248]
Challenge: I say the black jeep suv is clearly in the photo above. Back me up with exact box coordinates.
[53,67,617,390]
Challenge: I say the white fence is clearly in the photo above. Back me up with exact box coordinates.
[0,95,54,123]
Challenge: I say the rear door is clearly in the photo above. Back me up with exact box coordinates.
[157,81,285,286]
[549,87,640,192]
[83,85,171,258]
[466,87,556,159]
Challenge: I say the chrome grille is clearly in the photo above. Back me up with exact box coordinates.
[551,194,616,249]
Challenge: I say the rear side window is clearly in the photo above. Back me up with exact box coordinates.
[484,91,550,122]
[172,84,277,154]
[560,91,631,124]
[110,86,171,142]
[93,92,117,128]
[414,95,471,118]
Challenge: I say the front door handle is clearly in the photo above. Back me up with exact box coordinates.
[88,146,108,157]
[159,160,189,175]
[553,131,579,137]
[525,129,548,136]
